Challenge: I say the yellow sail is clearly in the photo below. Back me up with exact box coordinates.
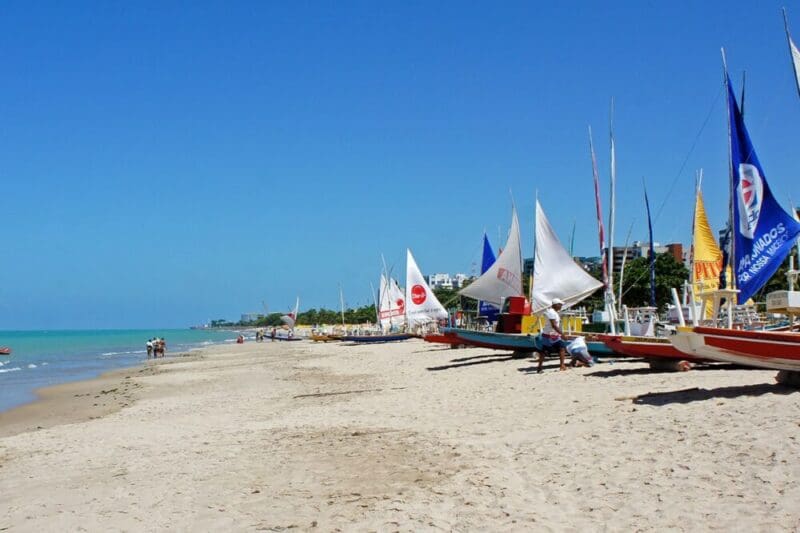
[692,188,725,315]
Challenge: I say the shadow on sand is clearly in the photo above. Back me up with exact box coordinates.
[426,352,529,371]
[632,382,797,406]
[516,362,567,374]
[586,362,760,379]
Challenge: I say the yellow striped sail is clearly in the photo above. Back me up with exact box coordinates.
[692,189,725,315]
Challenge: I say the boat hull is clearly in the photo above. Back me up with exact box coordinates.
[670,327,800,371]
[599,334,707,362]
[310,334,340,342]
[423,332,462,345]
[442,328,536,352]
[340,333,414,344]
[0,347,10,356]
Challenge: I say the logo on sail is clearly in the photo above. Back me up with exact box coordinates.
[410,285,427,305]
[496,267,520,290]
[738,163,763,239]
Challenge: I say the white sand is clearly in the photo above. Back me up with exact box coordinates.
[1,339,799,530]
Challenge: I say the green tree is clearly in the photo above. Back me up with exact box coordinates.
[752,248,798,305]
[619,253,689,311]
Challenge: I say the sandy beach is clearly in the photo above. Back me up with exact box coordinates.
[1,339,799,531]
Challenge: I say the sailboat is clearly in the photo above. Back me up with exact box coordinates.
[600,183,718,364]
[443,200,603,353]
[477,233,501,322]
[439,206,533,351]
[405,248,448,328]
[273,297,303,341]
[670,54,800,372]
[340,273,413,343]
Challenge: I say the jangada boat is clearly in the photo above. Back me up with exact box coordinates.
[667,63,800,373]
[671,326,800,371]
[445,201,604,355]
[339,332,415,344]
[599,334,707,362]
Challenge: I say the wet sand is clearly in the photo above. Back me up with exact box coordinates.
[1,339,799,530]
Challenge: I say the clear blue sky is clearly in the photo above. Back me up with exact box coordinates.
[2,1,800,329]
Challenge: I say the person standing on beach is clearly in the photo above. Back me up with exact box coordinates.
[537,298,568,372]
[146,339,153,358]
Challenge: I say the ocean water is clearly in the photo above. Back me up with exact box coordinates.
[0,329,238,413]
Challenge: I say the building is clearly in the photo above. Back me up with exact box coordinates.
[523,257,534,278]
[607,241,684,274]
[426,273,454,290]
[425,273,470,290]
[240,313,264,323]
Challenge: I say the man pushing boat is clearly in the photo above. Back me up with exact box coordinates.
[536,298,568,372]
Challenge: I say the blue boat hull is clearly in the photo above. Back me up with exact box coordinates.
[442,328,537,351]
[340,333,414,344]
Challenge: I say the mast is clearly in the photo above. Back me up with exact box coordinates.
[370,281,379,326]
[617,221,635,313]
[643,180,657,308]
[607,99,618,333]
[339,283,346,328]
[568,219,576,257]
[380,254,393,329]
[722,48,736,294]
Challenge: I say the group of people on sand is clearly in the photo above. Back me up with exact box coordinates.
[146,337,167,358]
[536,298,594,373]
[254,328,280,342]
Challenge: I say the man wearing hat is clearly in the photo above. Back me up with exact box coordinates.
[537,298,568,372]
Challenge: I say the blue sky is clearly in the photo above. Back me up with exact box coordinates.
[2,1,800,328]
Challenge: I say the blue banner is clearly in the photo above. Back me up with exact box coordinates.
[727,75,800,303]
[478,234,500,321]
[644,186,656,308]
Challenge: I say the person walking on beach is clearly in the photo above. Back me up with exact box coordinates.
[271,328,276,341]
[146,339,153,358]
[537,298,568,373]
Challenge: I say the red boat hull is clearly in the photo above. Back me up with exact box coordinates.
[423,333,462,345]
[599,334,707,362]
[670,327,800,371]
[0,347,10,355]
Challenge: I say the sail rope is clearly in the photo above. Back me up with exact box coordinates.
[619,83,725,305]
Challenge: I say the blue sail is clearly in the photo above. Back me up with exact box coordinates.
[726,75,800,303]
[478,234,500,321]
[644,185,657,308]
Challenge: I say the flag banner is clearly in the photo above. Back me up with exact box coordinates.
[726,75,800,303]
[786,14,800,98]
[644,186,657,308]
[589,129,609,287]
[478,234,500,321]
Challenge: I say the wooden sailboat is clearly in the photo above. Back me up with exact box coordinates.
[669,51,800,373]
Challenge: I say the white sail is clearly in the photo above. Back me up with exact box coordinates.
[379,274,406,329]
[405,249,448,326]
[280,297,300,328]
[459,207,523,307]
[785,9,800,99]
[531,200,603,313]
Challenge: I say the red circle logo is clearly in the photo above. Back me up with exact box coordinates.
[411,285,427,305]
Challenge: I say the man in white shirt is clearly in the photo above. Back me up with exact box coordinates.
[537,298,568,372]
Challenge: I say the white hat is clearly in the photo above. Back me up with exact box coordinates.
[551,298,564,306]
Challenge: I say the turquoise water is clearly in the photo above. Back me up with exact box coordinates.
[0,329,238,412]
